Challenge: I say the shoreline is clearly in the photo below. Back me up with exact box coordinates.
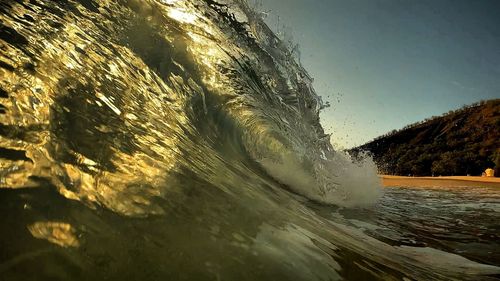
[380,175,500,189]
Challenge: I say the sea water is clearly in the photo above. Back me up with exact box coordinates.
[0,0,498,280]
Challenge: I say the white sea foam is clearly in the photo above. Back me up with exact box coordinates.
[259,151,382,207]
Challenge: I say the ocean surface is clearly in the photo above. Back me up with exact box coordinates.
[0,0,499,280]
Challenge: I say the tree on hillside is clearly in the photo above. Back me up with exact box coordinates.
[491,149,500,176]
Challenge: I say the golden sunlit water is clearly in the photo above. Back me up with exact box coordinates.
[0,0,499,280]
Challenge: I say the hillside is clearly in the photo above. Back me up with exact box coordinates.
[350,99,500,176]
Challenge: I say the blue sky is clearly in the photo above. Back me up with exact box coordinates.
[258,0,500,148]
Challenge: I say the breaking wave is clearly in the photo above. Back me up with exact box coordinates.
[0,1,498,280]
[0,0,380,215]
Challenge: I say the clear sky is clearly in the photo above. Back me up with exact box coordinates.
[257,0,500,149]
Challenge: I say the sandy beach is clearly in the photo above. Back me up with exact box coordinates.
[381,175,500,188]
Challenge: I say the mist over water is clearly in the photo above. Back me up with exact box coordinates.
[0,0,499,280]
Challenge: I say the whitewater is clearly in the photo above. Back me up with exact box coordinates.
[0,0,499,280]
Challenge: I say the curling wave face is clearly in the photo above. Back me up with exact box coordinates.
[0,0,378,215]
[0,1,498,280]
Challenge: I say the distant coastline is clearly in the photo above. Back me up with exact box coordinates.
[350,99,500,178]
[381,175,500,189]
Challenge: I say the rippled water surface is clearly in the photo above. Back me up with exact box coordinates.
[0,0,499,280]
[339,187,500,267]
[1,184,499,280]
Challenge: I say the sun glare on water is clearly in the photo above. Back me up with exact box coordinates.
[167,8,197,24]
